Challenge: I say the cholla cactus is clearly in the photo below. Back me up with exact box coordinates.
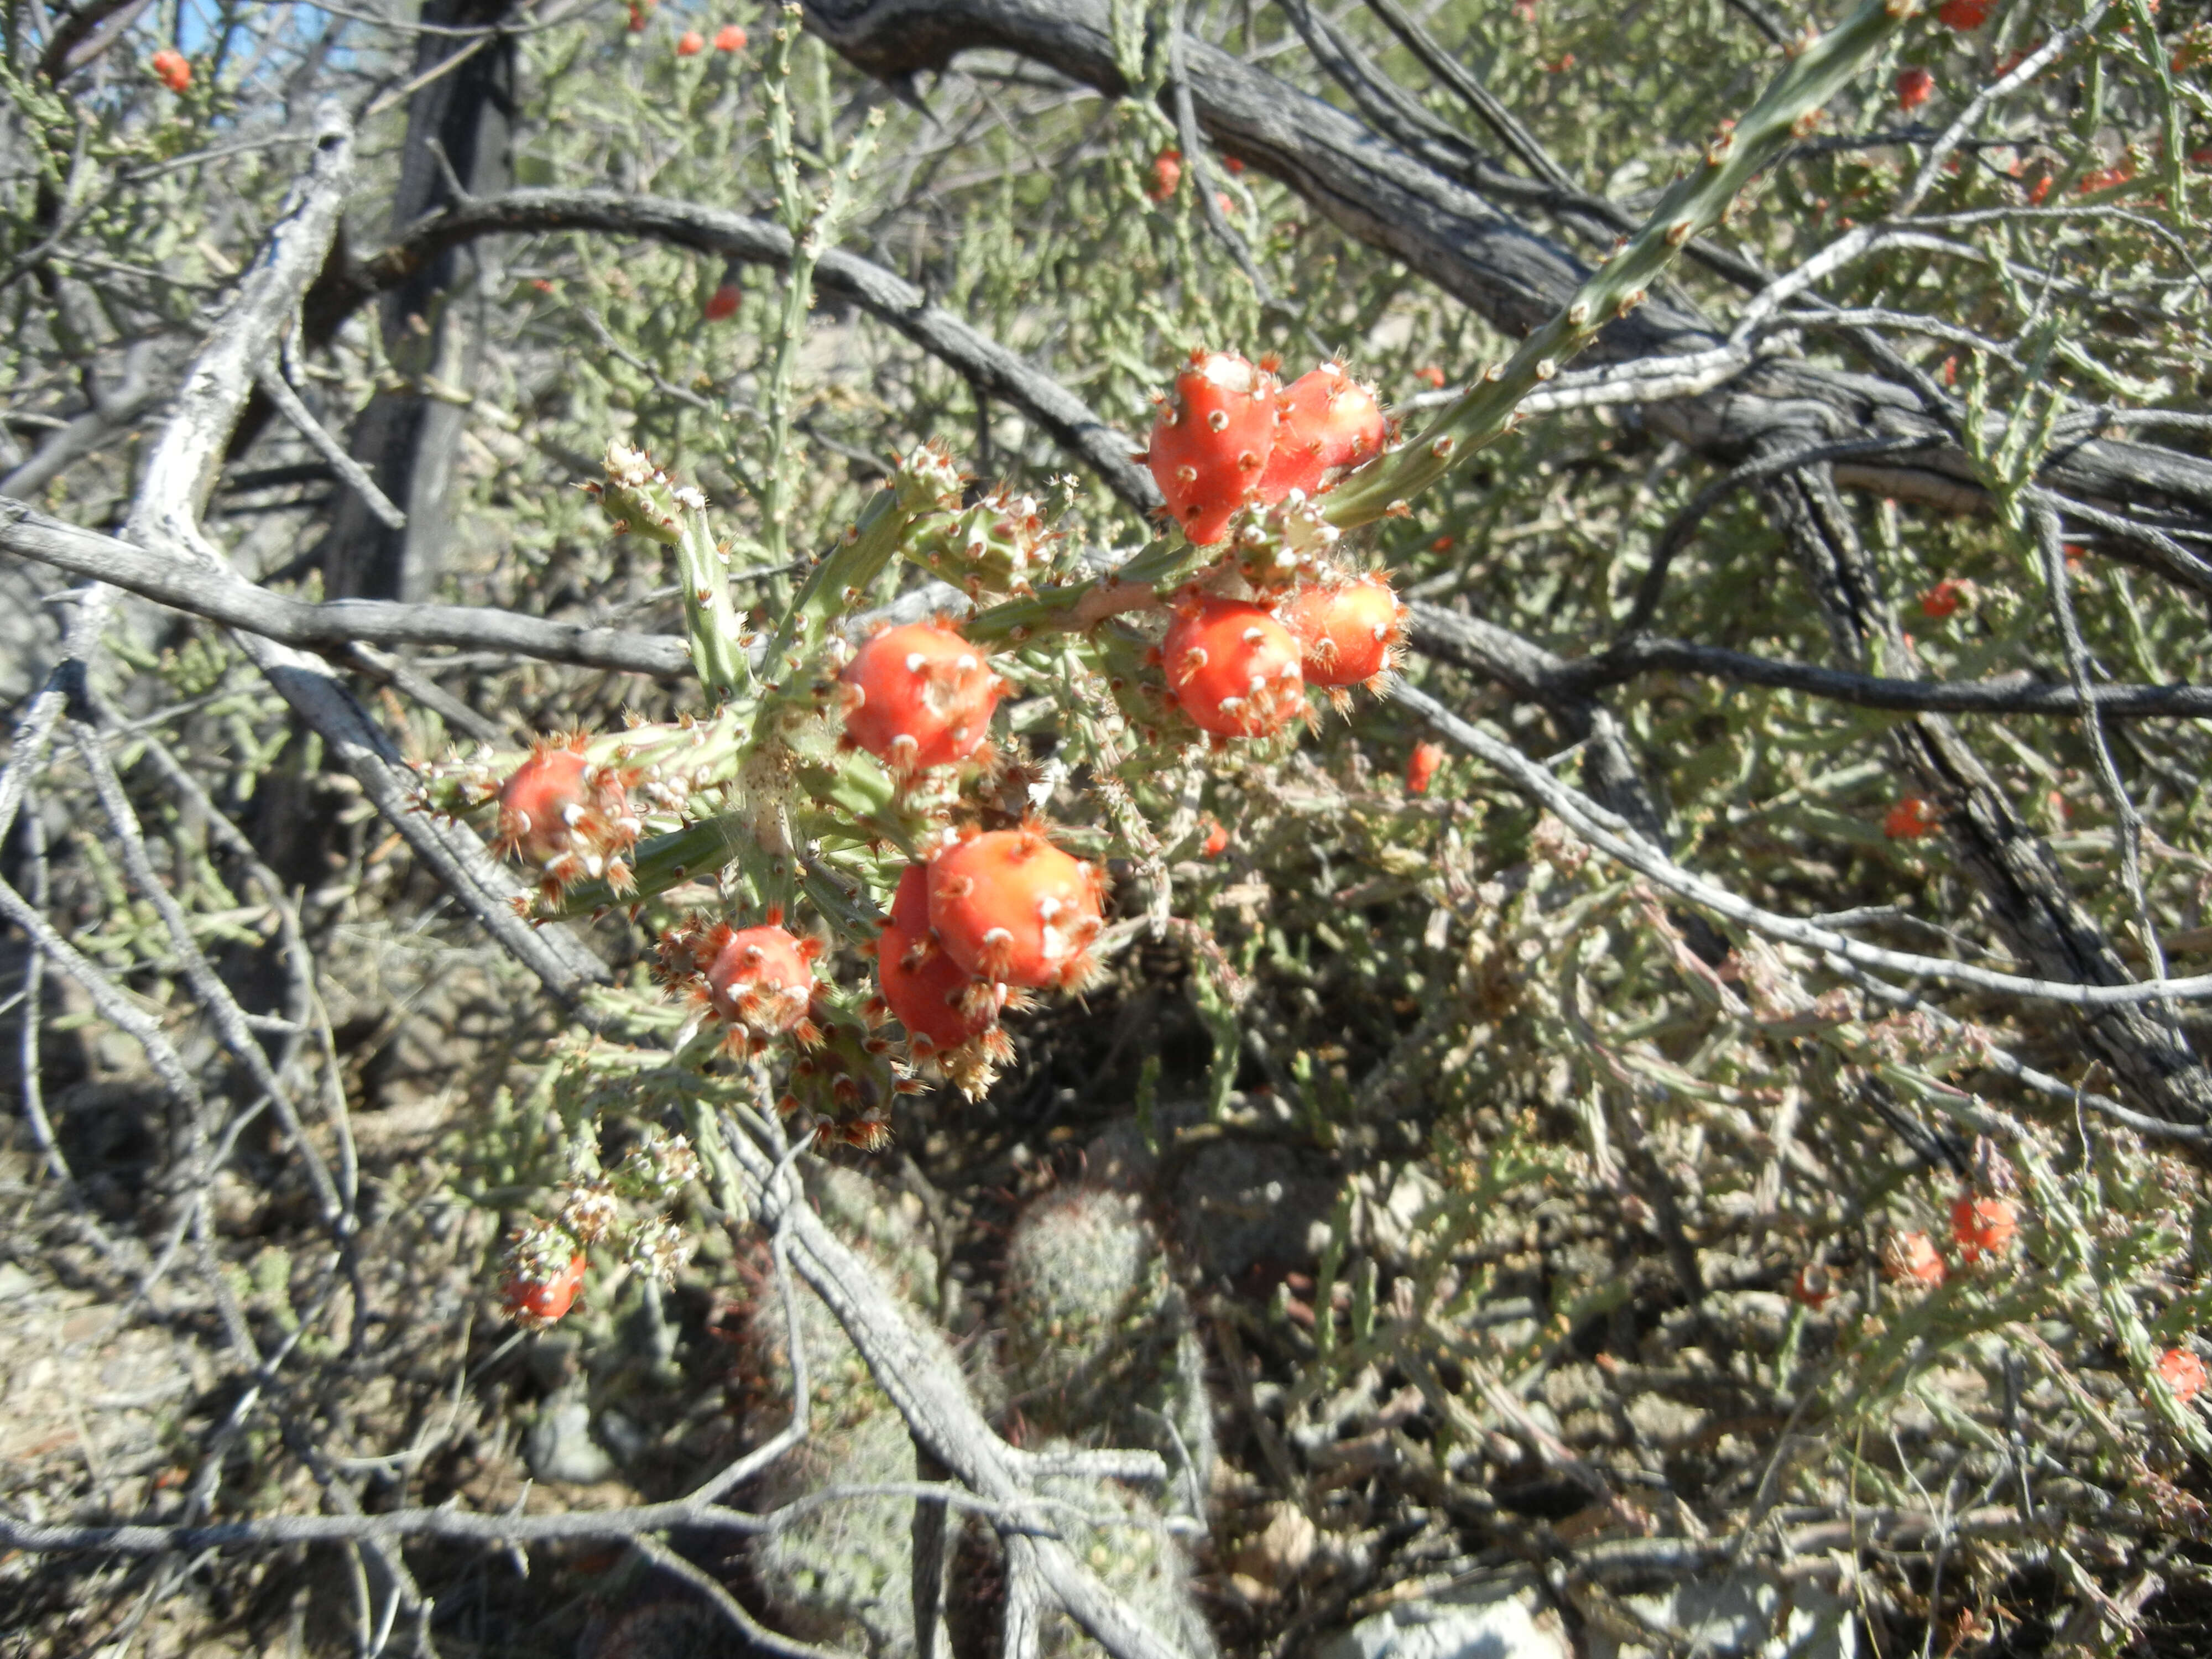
[1029,1450,1218,1659]
[493,1126,707,1331]
[586,439,699,544]
[1001,1186,1215,1507]
[743,1165,956,1651]
[905,487,1067,599]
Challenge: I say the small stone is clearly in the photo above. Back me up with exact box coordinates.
[525,1394,616,1484]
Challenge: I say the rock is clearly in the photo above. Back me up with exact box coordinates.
[526,1393,617,1484]
[1321,1579,1570,1659]
[0,1261,38,1303]
[1594,1573,1856,1659]
[1321,1569,1857,1659]
[1172,1140,1338,1280]
[597,1407,649,1466]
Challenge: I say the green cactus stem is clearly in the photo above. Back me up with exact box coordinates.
[1323,0,1920,528]
[759,487,919,687]
[674,500,755,705]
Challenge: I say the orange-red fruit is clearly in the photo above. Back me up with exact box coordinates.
[503,1253,586,1327]
[1258,364,1388,502]
[1896,66,1934,110]
[499,747,593,865]
[1278,574,1405,688]
[1147,148,1182,202]
[705,280,740,321]
[703,924,820,1041]
[1950,1194,2017,1264]
[152,48,191,91]
[1199,818,1230,858]
[1936,0,1987,28]
[1406,740,1444,797]
[2157,1347,2205,1405]
[713,22,746,48]
[1919,578,1963,620]
[1162,597,1305,738]
[1147,351,1279,546]
[1790,1263,1834,1311]
[839,622,1004,774]
[1885,796,1939,840]
[495,739,639,894]
[878,864,1004,1055]
[1884,1230,1946,1286]
[927,828,1105,990]
[675,28,703,54]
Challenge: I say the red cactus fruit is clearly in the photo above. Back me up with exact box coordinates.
[675,28,703,54]
[838,620,1005,775]
[1937,0,1987,27]
[1950,1194,2017,1264]
[876,864,1012,1096]
[1199,818,1230,858]
[502,1254,586,1327]
[927,826,1105,990]
[1147,147,1182,202]
[152,48,191,91]
[1278,572,1405,691]
[1161,596,1305,738]
[714,22,746,48]
[1406,739,1444,797]
[705,280,740,321]
[1790,1262,1834,1311]
[1884,1229,1947,1287]
[494,734,641,900]
[1258,363,1389,502]
[703,922,821,1037]
[1885,796,1939,840]
[1146,350,1280,546]
[1919,577,1964,619]
[1896,66,1934,111]
[501,1230,587,1329]
[659,911,824,1058]
[2157,1347,2205,1405]
[1413,364,1446,389]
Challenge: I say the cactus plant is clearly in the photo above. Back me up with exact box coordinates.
[1000,1186,1216,1512]
[1028,1447,1219,1659]
[741,1164,952,1653]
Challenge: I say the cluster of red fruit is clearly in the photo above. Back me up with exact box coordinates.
[150,47,191,91]
[477,346,1416,1117]
[1146,350,1389,543]
[1887,1193,2020,1287]
[675,22,745,55]
[1143,351,1406,737]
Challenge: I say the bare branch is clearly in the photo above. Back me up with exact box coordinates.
[1388,677,2212,1018]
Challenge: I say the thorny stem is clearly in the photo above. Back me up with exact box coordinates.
[754,6,888,585]
[676,501,755,703]
[1324,0,1920,527]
